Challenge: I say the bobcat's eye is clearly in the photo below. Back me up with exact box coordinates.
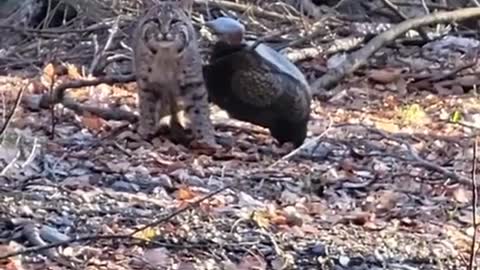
[170,18,181,26]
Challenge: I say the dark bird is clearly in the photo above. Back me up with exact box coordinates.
[202,17,312,147]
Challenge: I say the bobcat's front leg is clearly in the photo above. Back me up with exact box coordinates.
[181,81,220,150]
[137,89,159,140]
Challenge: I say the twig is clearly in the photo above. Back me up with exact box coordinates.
[381,0,430,41]
[311,7,480,96]
[0,136,22,176]
[0,86,25,138]
[0,23,110,35]
[194,0,300,21]
[60,96,138,123]
[89,16,120,75]
[269,116,333,168]
[129,184,232,236]
[247,25,298,51]
[469,137,478,270]
[0,233,140,261]
[364,124,472,185]
[21,137,39,169]
[49,62,57,139]
[423,60,477,84]
[421,0,430,14]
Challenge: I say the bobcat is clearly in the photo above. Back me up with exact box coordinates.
[132,0,219,149]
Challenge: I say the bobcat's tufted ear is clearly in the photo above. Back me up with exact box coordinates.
[179,0,193,15]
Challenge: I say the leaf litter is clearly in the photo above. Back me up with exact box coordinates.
[2,1,480,270]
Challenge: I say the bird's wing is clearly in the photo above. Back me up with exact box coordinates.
[229,61,289,108]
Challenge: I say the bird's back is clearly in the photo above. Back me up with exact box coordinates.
[203,42,311,146]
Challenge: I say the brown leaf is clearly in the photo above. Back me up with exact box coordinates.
[341,211,375,226]
[81,112,106,131]
[176,186,196,201]
[67,63,82,79]
[252,211,271,229]
[369,190,406,213]
[368,68,403,84]
[281,206,304,227]
[270,214,288,226]
[450,186,471,204]
[374,120,399,133]
[27,80,48,94]
[43,63,56,81]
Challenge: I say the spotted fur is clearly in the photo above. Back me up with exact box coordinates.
[132,0,219,149]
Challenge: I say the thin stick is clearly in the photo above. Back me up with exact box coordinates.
[268,116,333,168]
[129,184,232,235]
[89,16,120,75]
[469,137,478,270]
[0,86,25,137]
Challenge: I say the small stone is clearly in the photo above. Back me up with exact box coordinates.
[339,256,350,267]
[111,180,140,192]
[310,243,327,256]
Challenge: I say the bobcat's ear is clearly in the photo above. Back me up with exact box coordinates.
[179,0,193,15]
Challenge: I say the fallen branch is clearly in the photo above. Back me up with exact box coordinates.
[61,97,138,123]
[24,93,138,123]
[381,0,430,41]
[22,74,138,124]
[311,7,480,98]
[26,74,135,109]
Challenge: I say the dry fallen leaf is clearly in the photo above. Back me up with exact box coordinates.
[450,186,471,204]
[176,186,197,201]
[374,120,399,133]
[252,210,271,229]
[368,68,403,84]
[341,211,376,226]
[42,63,56,85]
[81,112,107,131]
[67,63,82,79]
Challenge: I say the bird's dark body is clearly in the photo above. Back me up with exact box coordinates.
[203,41,311,147]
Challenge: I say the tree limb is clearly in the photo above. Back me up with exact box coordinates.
[311,7,480,98]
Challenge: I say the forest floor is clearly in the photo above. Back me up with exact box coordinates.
[1,1,480,270]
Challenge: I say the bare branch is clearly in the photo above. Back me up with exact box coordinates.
[311,7,480,98]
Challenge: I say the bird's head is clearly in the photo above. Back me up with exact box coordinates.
[205,17,245,45]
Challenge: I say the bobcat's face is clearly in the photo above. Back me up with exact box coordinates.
[138,2,194,56]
